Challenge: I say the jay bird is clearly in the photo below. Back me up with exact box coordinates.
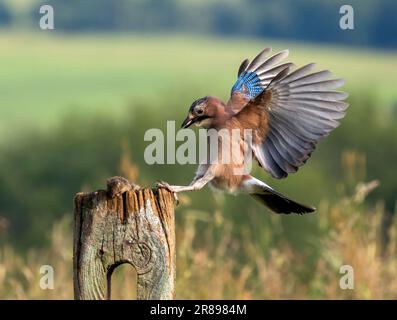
[157,48,348,214]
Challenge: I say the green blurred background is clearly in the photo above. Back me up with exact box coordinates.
[0,0,396,299]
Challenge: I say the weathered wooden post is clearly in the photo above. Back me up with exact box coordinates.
[73,177,176,300]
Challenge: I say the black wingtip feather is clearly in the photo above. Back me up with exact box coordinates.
[238,58,250,77]
[250,192,316,215]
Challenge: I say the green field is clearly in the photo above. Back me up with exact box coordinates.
[1,32,396,141]
[1,32,397,299]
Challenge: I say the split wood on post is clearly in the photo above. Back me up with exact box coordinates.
[73,177,176,300]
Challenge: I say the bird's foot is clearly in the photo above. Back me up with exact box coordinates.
[156,180,179,205]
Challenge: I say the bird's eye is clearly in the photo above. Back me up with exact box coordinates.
[197,109,204,115]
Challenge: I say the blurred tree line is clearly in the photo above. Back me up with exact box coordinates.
[0,1,11,25]
[0,0,396,48]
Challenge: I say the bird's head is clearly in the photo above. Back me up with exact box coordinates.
[181,96,225,129]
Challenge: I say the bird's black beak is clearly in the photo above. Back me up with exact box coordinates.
[181,115,211,128]
[181,116,194,128]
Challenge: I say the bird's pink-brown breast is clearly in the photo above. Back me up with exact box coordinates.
[208,94,271,192]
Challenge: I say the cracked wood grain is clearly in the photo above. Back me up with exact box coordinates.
[73,181,175,300]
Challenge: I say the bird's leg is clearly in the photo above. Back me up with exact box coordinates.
[158,176,211,192]
[156,173,214,203]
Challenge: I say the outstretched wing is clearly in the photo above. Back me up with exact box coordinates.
[234,52,348,179]
[227,48,292,113]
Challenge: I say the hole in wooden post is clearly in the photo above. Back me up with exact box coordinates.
[106,263,138,300]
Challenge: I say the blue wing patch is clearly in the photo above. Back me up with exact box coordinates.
[231,71,264,100]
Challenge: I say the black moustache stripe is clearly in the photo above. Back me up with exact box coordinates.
[195,115,211,123]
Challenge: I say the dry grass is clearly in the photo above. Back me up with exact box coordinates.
[1,180,396,299]
[175,182,397,299]
[0,216,72,299]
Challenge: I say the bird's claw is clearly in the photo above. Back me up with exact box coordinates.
[156,180,179,205]
[156,180,171,190]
